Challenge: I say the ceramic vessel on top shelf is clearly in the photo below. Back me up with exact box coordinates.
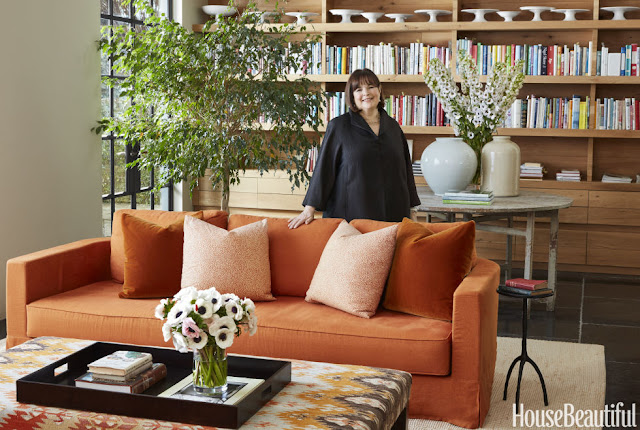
[385,13,413,23]
[360,12,384,23]
[284,12,318,24]
[496,11,520,22]
[551,9,589,21]
[421,137,477,195]
[600,6,640,20]
[414,9,451,22]
[202,5,238,20]
[329,9,363,23]
[480,136,521,197]
[461,9,499,22]
[519,6,554,21]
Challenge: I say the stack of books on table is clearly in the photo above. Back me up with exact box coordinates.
[502,278,552,296]
[75,350,167,394]
[556,169,581,182]
[602,173,633,183]
[442,190,494,205]
[520,162,544,181]
[412,161,422,176]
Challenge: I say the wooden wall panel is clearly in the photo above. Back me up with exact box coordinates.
[589,191,640,209]
[475,230,511,261]
[587,231,640,267]
[588,208,640,226]
[514,229,587,265]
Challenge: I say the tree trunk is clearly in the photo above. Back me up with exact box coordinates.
[220,161,230,213]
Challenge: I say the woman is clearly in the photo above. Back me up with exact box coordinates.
[288,68,420,229]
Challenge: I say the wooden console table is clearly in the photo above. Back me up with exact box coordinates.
[416,187,573,311]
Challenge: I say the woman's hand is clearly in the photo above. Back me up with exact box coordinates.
[288,206,316,229]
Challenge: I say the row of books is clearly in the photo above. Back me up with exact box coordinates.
[325,44,451,76]
[75,350,167,394]
[595,98,640,131]
[502,278,552,296]
[456,39,592,76]
[597,45,639,77]
[442,190,494,205]
[520,162,545,181]
[506,96,590,130]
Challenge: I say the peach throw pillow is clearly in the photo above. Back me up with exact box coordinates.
[181,217,274,301]
[383,219,476,321]
[305,220,398,318]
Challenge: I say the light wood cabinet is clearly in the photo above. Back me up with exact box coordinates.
[192,0,640,274]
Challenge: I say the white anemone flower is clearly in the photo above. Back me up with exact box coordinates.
[214,328,234,349]
[241,298,256,315]
[194,298,214,319]
[247,314,258,336]
[155,299,169,320]
[174,286,198,302]
[208,315,237,336]
[208,289,223,313]
[221,293,240,304]
[166,303,191,326]
[187,331,209,350]
[162,322,173,342]
[225,301,244,321]
[172,332,190,353]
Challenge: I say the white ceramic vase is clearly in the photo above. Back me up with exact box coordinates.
[421,137,477,195]
[480,136,521,196]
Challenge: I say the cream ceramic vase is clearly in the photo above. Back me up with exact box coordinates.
[480,136,521,197]
[421,137,477,195]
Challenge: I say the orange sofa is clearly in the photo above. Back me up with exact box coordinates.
[6,210,499,428]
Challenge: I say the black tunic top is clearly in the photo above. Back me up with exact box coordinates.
[302,108,421,222]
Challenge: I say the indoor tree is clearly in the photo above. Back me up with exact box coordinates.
[96,0,324,212]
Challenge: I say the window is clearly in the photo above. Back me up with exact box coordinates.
[100,0,173,236]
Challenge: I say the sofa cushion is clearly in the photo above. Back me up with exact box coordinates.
[26,286,451,376]
[305,220,398,318]
[119,213,194,299]
[350,218,478,266]
[181,217,274,301]
[232,296,452,376]
[228,214,342,297]
[111,209,228,283]
[383,219,476,321]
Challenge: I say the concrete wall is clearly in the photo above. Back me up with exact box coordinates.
[0,0,103,320]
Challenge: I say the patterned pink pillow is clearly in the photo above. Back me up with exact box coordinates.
[181,217,274,301]
[305,220,398,318]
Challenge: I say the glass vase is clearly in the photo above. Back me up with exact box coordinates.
[193,344,227,394]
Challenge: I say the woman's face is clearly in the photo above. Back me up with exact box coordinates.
[353,82,380,112]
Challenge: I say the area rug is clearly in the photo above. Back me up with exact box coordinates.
[409,337,606,430]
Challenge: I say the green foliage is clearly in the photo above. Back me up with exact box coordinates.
[96,0,325,211]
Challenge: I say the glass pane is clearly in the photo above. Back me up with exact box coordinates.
[102,139,112,195]
[113,84,130,120]
[113,0,131,18]
[100,0,109,15]
[102,200,113,236]
[101,82,111,119]
[137,191,153,210]
[112,21,130,78]
[140,166,152,189]
[115,195,132,213]
[153,0,170,17]
[114,140,127,194]
[100,19,110,75]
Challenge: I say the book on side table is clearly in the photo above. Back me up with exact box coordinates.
[505,278,548,291]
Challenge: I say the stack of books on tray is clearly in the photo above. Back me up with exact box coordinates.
[442,190,494,205]
[556,169,581,182]
[502,278,552,296]
[75,350,167,394]
[520,162,544,181]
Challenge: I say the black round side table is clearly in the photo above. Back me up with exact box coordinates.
[497,286,554,413]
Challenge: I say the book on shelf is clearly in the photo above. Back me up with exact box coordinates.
[602,173,633,183]
[556,169,581,182]
[75,363,167,394]
[87,350,153,377]
[505,278,549,291]
[158,375,264,405]
[501,286,553,296]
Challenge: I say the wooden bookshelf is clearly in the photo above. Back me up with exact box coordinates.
[193,0,640,275]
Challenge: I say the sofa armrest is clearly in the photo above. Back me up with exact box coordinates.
[6,237,111,348]
[451,258,500,422]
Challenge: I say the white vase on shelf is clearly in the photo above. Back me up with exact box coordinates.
[480,136,521,197]
[421,137,477,195]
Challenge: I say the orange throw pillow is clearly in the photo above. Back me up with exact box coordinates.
[181,217,274,301]
[111,209,227,283]
[229,214,343,297]
[120,213,194,299]
[383,218,476,321]
[305,220,398,318]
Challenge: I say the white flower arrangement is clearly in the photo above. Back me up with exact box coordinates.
[424,53,525,183]
[155,286,257,353]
